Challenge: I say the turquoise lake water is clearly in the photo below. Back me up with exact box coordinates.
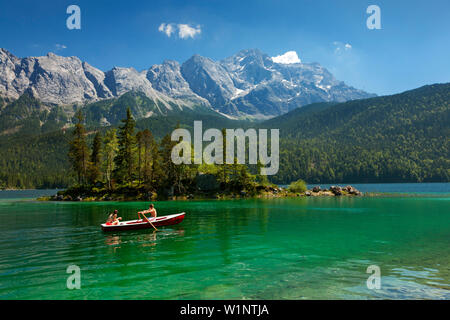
[0,183,449,299]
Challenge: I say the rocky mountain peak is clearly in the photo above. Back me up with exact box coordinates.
[0,48,16,59]
[146,59,209,107]
[0,48,376,119]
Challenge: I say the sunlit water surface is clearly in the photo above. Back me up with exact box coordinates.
[0,184,449,299]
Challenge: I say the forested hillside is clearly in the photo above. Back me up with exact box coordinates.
[267,83,450,183]
[0,83,448,188]
[0,130,69,188]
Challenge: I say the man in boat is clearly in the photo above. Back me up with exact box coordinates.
[138,204,157,221]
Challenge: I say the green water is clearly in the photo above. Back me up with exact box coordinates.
[0,192,449,299]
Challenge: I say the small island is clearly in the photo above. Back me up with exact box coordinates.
[39,109,363,202]
[40,182,363,202]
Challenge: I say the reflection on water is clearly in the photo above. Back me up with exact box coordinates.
[105,235,121,252]
[104,228,186,251]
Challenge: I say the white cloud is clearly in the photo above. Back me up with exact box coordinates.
[178,24,201,39]
[55,44,67,50]
[271,51,301,64]
[158,23,175,37]
[158,23,201,39]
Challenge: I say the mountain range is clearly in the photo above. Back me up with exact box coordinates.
[0,48,375,124]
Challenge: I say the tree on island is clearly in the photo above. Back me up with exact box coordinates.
[141,129,159,186]
[159,133,177,192]
[113,108,136,185]
[136,131,143,184]
[64,108,269,199]
[256,160,270,186]
[88,132,102,185]
[68,111,90,185]
[288,179,307,193]
[102,129,118,190]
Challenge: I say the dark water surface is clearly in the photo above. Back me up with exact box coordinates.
[0,184,449,299]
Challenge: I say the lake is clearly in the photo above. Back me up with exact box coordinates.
[0,183,449,299]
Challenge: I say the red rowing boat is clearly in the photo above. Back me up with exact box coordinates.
[101,212,185,232]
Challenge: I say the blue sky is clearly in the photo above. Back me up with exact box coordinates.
[0,0,449,95]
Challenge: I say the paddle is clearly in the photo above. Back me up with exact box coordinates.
[141,212,158,231]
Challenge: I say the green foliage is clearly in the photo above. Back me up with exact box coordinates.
[256,160,270,186]
[83,91,159,126]
[88,132,102,184]
[138,129,158,186]
[0,93,68,136]
[159,133,178,189]
[68,111,90,184]
[0,130,70,189]
[113,108,137,184]
[288,179,307,193]
[102,128,119,189]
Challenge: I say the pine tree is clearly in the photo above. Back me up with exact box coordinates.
[102,129,118,190]
[159,133,177,191]
[220,128,229,184]
[150,138,163,189]
[68,111,89,185]
[114,108,136,185]
[141,129,158,187]
[136,131,143,184]
[88,132,102,185]
[256,160,269,186]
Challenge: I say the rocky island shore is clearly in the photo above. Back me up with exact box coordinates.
[256,184,363,198]
[38,184,363,202]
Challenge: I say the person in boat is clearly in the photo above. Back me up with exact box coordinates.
[138,204,157,221]
[106,210,118,224]
[112,211,122,225]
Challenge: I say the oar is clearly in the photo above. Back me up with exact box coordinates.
[141,212,158,231]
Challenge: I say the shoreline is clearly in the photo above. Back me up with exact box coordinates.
[37,185,365,202]
[3,184,447,201]
[35,190,450,202]
[3,182,449,194]
[33,191,450,202]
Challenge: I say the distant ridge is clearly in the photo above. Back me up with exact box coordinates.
[263,83,450,184]
[0,48,375,121]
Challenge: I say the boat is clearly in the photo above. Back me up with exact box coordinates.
[101,212,185,232]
